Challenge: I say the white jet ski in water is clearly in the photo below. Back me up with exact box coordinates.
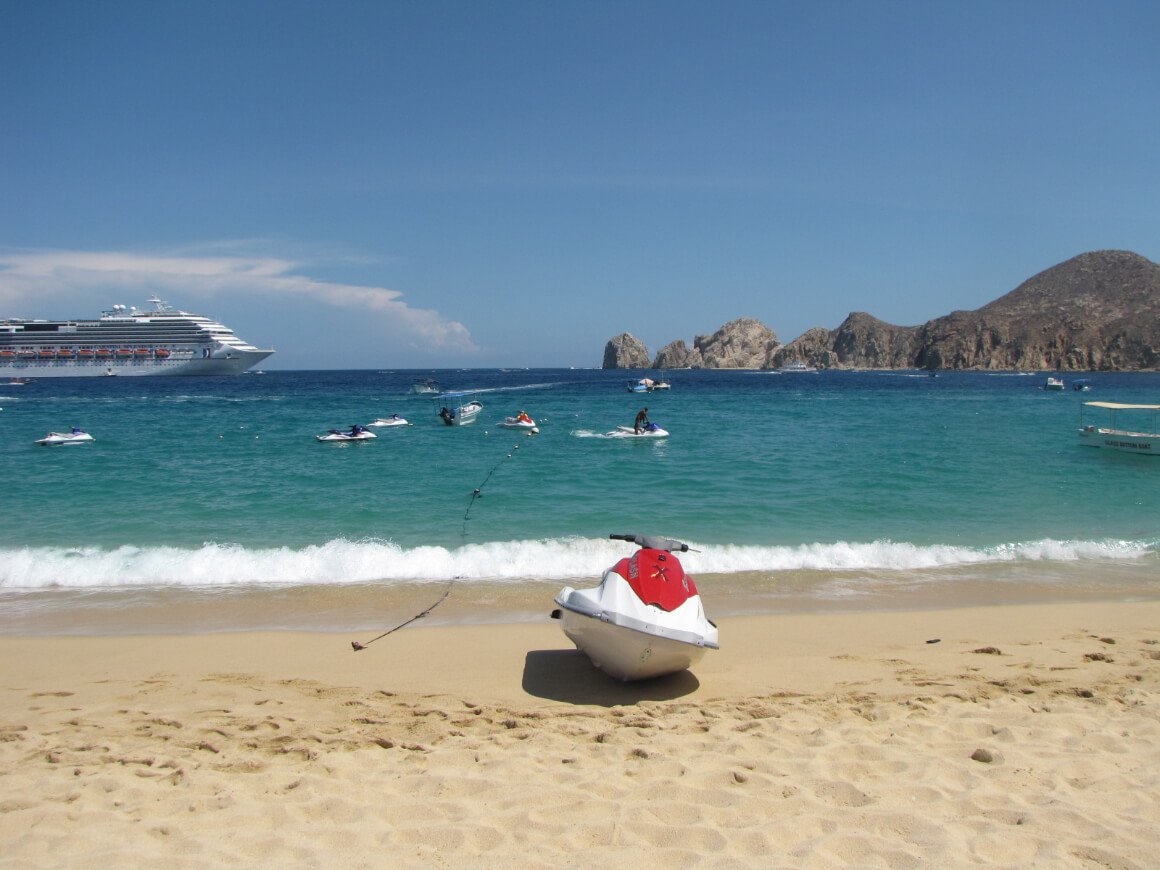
[551,534,718,681]
[35,428,95,446]
[367,414,410,428]
[499,412,539,434]
[605,423,669,438]
[316,425,377,442]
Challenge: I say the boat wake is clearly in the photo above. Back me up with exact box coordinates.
[435,381,562,397]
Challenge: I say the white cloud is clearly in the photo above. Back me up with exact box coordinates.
[0,247,477,352]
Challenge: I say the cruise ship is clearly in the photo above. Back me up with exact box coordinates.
[0,297,274,377]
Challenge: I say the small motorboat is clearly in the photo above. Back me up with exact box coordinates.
[368,414,410,427]
[626,377,669,393]
[551,533,719,681]
[1044,377,1065,391]
[1078,401,1160,455]
[35,428,94,446]
[438,400,483,426]
[605,422,669,438]
[316,425,377,442]
[410,378,440,395]
[498,411,539,434]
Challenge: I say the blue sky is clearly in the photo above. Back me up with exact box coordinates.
[2,0,1157,370]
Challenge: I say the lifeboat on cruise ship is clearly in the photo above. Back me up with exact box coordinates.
[115,348,133,357]
[37,349,56,358]
[154,348,171,358]
[95,348,113,357]
[77,348,95,357]
[0,350,15,359]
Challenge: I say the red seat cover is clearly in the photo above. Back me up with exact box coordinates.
[611,549,699,612]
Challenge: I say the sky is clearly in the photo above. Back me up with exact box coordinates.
[2,0,1158,370]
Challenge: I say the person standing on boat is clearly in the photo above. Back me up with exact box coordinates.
[634,407,649,434]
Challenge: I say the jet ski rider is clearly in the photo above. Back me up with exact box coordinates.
[634,407,649,434]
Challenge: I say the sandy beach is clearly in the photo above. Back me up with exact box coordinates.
[2,600,1159,868]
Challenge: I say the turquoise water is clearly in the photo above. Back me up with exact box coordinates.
[2,368,1158,632]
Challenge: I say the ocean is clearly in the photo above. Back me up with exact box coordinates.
[2,368,1158,635]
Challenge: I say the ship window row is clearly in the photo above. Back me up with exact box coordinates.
[1,330,220,341]
[2,326,209,336]
[0,338,208,347]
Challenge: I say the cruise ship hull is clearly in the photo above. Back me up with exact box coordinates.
[1,350,273,378]
[1,297,274,378]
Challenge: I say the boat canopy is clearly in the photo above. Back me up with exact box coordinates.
[1084,402,1160,411]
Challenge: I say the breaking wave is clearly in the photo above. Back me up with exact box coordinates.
[0,536,1154,590]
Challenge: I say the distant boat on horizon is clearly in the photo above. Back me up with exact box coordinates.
[779,360,818,373]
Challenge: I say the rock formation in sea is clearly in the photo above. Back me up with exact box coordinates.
[687,318,779,369]
[602,332,651,369]
[601,250,1160,370]
[652,339,698,369]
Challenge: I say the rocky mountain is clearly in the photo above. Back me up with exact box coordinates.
[911,250,1160,370]
[601,250,1160,370]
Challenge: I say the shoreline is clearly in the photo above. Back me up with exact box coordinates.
[4,554,1160,637]
[3,600,1159,865]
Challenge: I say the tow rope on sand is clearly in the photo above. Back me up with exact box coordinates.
[351,435,536,652]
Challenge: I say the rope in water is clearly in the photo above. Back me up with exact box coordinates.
[351,434,534,651]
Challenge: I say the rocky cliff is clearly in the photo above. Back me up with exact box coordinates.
[912,250,1160,370]
[601,250,1160,370]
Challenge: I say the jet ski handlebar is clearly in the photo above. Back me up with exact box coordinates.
[609,533,690,553]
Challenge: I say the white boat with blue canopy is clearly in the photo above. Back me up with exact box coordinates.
[1078,402,1160,455]
[437,392,483,426]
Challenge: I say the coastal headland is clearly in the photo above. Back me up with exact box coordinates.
[605,250,1160,371]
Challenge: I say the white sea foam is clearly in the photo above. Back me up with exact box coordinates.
[0,536,1154,590]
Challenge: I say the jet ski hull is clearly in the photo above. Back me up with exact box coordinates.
[35,432,94,446]
[499,417,539,433]
[315,431,377,442]
[606,425,668,438]
[554,571,718,681]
